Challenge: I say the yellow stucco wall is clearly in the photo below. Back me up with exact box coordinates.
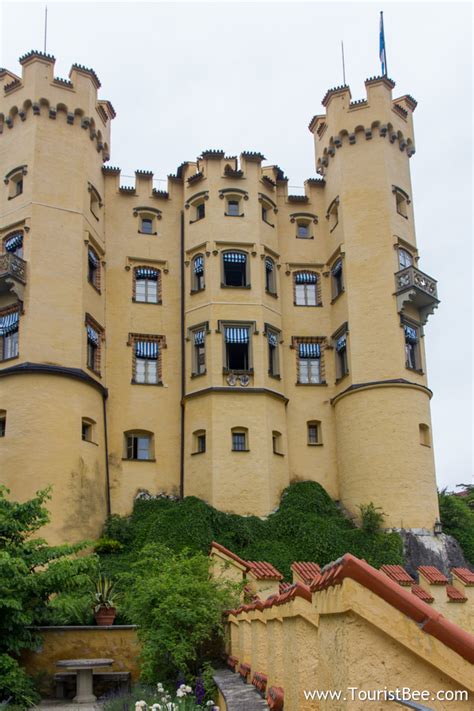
[1,54,440,542]
[21,626,141,687]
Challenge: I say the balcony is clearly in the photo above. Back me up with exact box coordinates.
[0,253,27,299]
[395,266,439,324]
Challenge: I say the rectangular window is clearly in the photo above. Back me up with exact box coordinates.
[197,433,206,453]
[267,330,279,377]
[196,202,205,220]
[232,432,247,451]
[86,323,101,373]
[135,268,159,303]
[294,272,318,306]
[126,434,151,460]
[225,327,250,371]
[82,421,92,441]
[335,334,349,379]
[192,329,206,375]
[223,252,248,287]
[404,324,420,371]
[307,422,321,445]
[88,248,100,290]
[298,342,322,384]
[134,339,159,383]
[0,310,20,361]
[140,217,154,234]
[0,413,6,437]
[192,256,205,292]
[227,200,240,216]
[331,260,344,299]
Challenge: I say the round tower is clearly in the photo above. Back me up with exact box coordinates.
[0,51,114,542]
[309,77,440,529]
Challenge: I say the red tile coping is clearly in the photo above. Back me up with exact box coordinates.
[239,662,251,681]
[247,560,283,580]
[447,585,468,603]
[210,541,250,571]
[226,655,239,672]
[418,566,449,585]
[380,564,414,586]
[452,568,474,586]
[252,672,268,695]
[279,582,293,595]
[267,686,284,711]
[291,561,321,584]
[309,554,474,664]
[411,584,434,603]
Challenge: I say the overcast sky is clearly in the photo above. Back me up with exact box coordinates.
[1,1,472,492]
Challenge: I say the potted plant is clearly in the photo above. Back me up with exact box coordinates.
[92,575,120,625]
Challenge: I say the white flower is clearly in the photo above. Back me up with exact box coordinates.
[176,690,184,698]
[206,702,214,707]
[135,702,147,710]
[184,686,192,694]
[157,683,164,692]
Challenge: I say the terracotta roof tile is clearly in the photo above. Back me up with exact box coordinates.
[279,582,293,594]
[451,568,474,586]
[411,584,434,603]
[418,566,448,585]
[247,561,283,580]
[291,561,321,584]
[380,564,414,586]
[210,541,250,571]
[446,585,467,602]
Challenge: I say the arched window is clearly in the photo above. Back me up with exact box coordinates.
[191,255,205,292]
[3,232,23,258]
[222,251,249,288]
[294,271,318,306]
[265,257,276,295]
[398,248,413,270]
[134,267,160,303]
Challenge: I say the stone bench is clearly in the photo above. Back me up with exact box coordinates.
[54,671,131,699]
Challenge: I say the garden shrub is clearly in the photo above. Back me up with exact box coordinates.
[439,488,474,564]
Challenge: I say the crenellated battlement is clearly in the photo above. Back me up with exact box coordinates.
[310,76,417,175]
[0,50,114,161]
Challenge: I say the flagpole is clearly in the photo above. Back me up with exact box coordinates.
[44,5,48,54]
[341,41,346,85]
[379,11,388,77]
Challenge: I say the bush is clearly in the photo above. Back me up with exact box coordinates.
[0,655,39,709]
[94,537,124,555]
[359,503,385,534]
[439,489,474,564]
[98,482,404,583]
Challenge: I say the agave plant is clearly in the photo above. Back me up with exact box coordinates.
[91,574,121,613]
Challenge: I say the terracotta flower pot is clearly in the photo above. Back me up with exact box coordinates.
[94,606,116,626]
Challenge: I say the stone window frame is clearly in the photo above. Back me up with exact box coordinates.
[231,427,249,452]
[264,255,277,296]
[87,245,101,293]
[188,321,210,377]
[81,417,97,444]
[220,249,251,289]
[191,254,206,293]
[272,430,284,456]
[264,323,281,379]
[186,191,210,224]
[401,317,423,374]
[2,229,25,258]
[0,304,20,363]
[332,322,349,382]
[128,332,167,385]
[330,258,344,302]
[259,193,277,228]
[291,336,328,386]
[293,270,322,307]
[88,183,103,221]
[291,211,318,240]
[4,165,27,200]
[192,429,207,455]
[85,313,105,376]
[326,196,339,233]
[392,185,410,219]
[132,266,162,304]
[217,319,257,375]
[219,188,249,218]
[133,206,162,235]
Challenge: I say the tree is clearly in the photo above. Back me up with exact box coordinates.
[0,486,96,707]
[119,544,240,683]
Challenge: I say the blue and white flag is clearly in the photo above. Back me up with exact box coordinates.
[379,11,387,76]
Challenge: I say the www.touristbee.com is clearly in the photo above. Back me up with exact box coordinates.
[303,687,469,703]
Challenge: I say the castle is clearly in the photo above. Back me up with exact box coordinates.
[0,51,441,543]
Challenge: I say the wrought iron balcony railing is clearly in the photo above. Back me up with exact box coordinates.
[395,265,439,324]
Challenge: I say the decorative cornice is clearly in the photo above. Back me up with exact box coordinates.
[331,378,433,406]
[321,84,350,107]
[71,63,101,89]
[0,362,108,397]
[184,387,288,404]
[19,50,55,65]
[241,151,266,162]
[364,75,396,90]
[200,149,225,159]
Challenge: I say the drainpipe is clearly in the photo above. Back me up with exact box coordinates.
[179,209,185,499]
[102,392,111,516]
